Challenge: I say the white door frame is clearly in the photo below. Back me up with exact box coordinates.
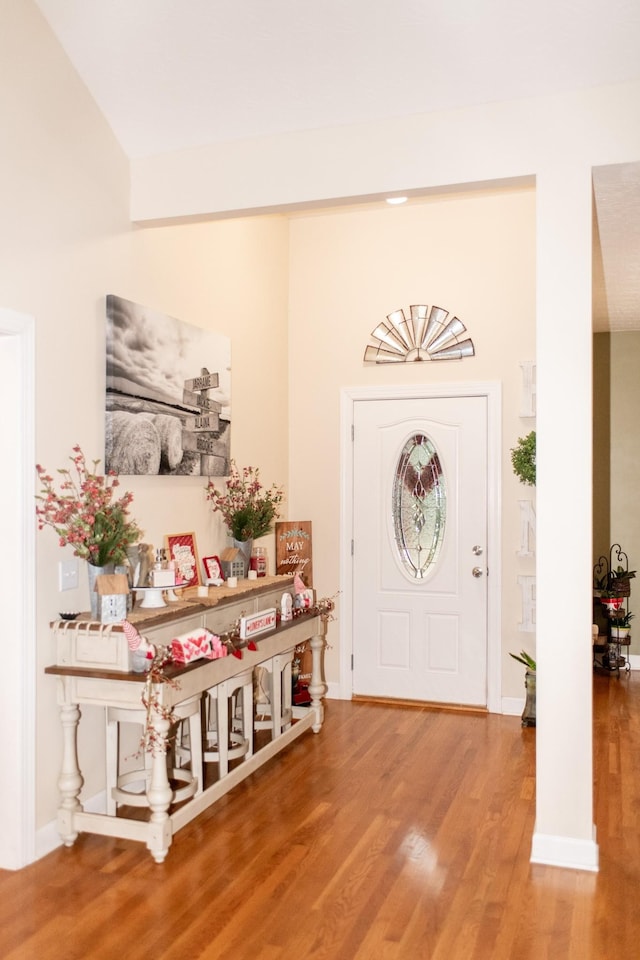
[340,381,502,712]
[0,308,36,869]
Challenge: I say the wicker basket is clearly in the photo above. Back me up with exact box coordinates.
[610,578,631,597]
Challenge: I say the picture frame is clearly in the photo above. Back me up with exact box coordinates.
[275,521,313,585]
[203,555,224,582]
[165,532,201,588]
[105,295,231,477]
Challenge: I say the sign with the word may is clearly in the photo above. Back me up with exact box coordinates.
[275,522,313,586]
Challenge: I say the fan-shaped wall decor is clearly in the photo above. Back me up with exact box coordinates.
[363,304,475,363]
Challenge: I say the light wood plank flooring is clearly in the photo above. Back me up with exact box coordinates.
[1,670,638,959]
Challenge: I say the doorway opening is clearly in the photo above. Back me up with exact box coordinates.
[0,309,36,869]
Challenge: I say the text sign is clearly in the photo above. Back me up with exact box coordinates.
[183,414,220,433]
[276,521,313,586]
[239,608,277,641]
[181,433,228,457]
[184,372,219,392]
[182,389,222,413]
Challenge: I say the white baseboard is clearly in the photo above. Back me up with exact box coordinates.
[324,680,345,700]
[35,819,63,862]
[328,687,531,715]
[35,790,107,863]
[531,827,599,872]
[502,696,524,716]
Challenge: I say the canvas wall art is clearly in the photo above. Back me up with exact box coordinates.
[105,295,231,476]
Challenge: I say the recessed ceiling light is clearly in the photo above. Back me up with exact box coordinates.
[386,196,408,205]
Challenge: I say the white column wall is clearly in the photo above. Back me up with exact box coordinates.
[533,165,597,869]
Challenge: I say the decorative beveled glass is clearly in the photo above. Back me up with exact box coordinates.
[392,434,446,579]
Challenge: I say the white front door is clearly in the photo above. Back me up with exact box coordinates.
[352,395,488,706]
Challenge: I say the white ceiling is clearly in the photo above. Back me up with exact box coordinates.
[32,0,640,331]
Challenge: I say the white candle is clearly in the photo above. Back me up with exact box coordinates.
[248,570,258,580]
[227,576,238,588]
[197,585,209,598]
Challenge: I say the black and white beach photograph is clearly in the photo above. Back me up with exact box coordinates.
[105,295,231,476]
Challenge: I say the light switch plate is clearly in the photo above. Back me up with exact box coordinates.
[59,559,79,591]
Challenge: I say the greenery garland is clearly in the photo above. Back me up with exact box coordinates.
[510,430,536,486]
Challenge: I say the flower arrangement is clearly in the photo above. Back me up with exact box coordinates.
[36,444,142,567]
[205,461,284,541]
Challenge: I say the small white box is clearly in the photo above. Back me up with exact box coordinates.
[151,568,176,588]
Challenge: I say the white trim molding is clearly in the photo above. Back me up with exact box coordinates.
[531,828,599,872]
[0,308,36,870]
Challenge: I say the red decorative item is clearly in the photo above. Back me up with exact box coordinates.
[123,619,142,650]
[170,629,226,664]
[601,596,624,612]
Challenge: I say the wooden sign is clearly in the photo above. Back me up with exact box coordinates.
[182,388,222,413]
[183,413,220,433]
[181,434,228,458]
[184,372,219,392]
[183,366,227,477]
[275,521,313,586]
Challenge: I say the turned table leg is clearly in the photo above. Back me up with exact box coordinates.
[146,713,173,863]
[57,686,84,846]
[309,628,327,734]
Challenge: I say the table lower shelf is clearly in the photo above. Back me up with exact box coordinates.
[59,705,318,861]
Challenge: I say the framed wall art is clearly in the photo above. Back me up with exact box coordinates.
[166,532,201,588]
[202,555,224,582]
[275,521,313,585]
[105,294,231,477]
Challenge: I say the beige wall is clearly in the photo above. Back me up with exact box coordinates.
[595,332,640,654]
[9,0,639,864]
[593,334,611,563]
[2,1,290,830]
[129,70,640,860]
[7,0,536,838]
[287,188,536,691]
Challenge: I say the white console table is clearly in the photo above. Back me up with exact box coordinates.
[45,577,327,863]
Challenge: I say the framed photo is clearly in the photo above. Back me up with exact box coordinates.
[203,555,224,581]
[166,532,201,588]
[105,295,231,477]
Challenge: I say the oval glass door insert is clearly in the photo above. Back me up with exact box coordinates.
[392,433,446,579]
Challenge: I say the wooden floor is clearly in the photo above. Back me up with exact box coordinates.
[1,671,639,959]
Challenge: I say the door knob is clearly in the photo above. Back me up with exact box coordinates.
[472,566,484,578]
[472,545,483,556]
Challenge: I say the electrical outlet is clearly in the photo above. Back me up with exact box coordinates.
[59,559,79,591]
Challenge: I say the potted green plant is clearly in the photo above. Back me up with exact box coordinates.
[608,566,636,598]
[609,610,634,641]
[509,649,536,727]
[205,461,284,576]
[595,566,635,613]
[510,431,536,486]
